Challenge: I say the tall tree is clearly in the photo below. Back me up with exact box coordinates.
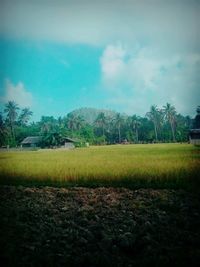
[94,112,107,143]
[4,101,19,139]
[0,113,4,135]
[113,113,124,143]
[66,114,77,134]
[65,114,85,135]
[40,116,57,134]
[194,106,200,129]
[75,116,85,131]
[0,112,8,146]
[163,103,177,141]
[18,107,33,126]
[146,105,160,142]
[130,115,141,143]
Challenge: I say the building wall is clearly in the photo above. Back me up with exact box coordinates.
[22,143,38,148]
[190,138,200,145]
[64,142,75,149]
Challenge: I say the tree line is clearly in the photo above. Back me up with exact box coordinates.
[0,101,199,147]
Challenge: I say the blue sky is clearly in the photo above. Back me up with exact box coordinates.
[0,0,199,121]
[0,39,104,120]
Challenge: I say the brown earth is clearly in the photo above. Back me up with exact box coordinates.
[0,186,200,267]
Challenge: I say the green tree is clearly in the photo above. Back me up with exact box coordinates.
[18,107,33,126]
[75,116,85,131]
[80,124,95,143]
[41,132,63,148]
[194,105,200,129]
[163,103,177,141]
[0,112,8,146]
[4,101,19,140]
[94,112,107,143]
[175,114,191,142]
[40,116,57,135]
[65,114,85,136]
[129,115,141,143]
[146,105,160,142]
[66,114,77,133]
[113,113,124,143]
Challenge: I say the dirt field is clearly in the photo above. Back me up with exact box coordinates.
[0,186,200,267]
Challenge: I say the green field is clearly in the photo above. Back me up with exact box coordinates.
[0,143,200,189]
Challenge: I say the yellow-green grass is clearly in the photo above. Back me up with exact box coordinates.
[0,143,199,189]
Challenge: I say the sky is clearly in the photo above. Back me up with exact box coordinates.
[0,0,199,121]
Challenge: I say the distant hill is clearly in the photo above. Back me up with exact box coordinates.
[69,107,117,124]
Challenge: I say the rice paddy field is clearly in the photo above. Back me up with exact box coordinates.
[0,143,200,190]
[1,143,200,266]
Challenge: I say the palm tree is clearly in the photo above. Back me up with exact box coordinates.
[194,105,200,129]
[0,113,4,134]
[113,113,124,143]
[75,116,85,131]
[94,112,107,143]
[130,115,141,143]
[40,116,56,134]
[66,114,77,134]
[19,107,33,125]
[65,114,85,135]
[163,103,177,141]
[42,132,63,148]
[146,105,160,142]
[0,112,8,146]
[4,101,19,139]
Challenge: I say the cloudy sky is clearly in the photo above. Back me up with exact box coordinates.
[0,0,199,121]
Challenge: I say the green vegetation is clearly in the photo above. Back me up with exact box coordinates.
[0,144,199,190]
[1,102,199,148]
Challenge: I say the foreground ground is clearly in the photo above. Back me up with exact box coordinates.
[0,186,200,267]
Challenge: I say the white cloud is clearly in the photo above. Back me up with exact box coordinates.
[1,79,33,107]
[100,44,200,116]
[0,0,199,116]
[0,0,199,53]
[100,44,126,84]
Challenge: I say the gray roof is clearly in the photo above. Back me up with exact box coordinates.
[189,129,200,134]
[21,136,42,144]
[63,137,80,143]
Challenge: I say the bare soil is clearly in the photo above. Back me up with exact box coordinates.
[0,186,200,267]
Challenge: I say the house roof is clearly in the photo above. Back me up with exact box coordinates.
[189,129,200,134]
[63,137,80,143]
[21,136,80,145]
[21,136,42,144]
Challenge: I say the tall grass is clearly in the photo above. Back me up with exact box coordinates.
[0,144,199,190]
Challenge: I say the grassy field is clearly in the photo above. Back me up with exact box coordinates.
[0,143,200,189]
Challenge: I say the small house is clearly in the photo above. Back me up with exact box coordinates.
[189,129,200,145]
[62,137,78,149]
[21,136,42,148]
[21,136,80,149]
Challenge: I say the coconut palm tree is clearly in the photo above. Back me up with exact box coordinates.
[0,112,4,133]
[18,107,33,125]
[146,105,160,142]
[163,103,177,141]
[57,116,65,129]
[40,116,56,134]
[0,112,8,146]
[113,113,124,143]
[4,101,19,139]
[194,105,200,129]
[75,116,85,131]
[130,115,141,143]
[65,114,85,135]
[66,114,78,133]
[94,112,107,143]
